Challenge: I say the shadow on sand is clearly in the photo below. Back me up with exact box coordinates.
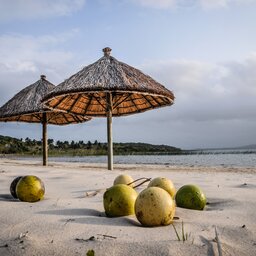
[37,208,103,217]
[206,198,237,211]
[199,236,215,256]
[37,207,141,227]
[0,193,18,202]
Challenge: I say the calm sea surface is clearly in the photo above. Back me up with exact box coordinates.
[13,149,256,167]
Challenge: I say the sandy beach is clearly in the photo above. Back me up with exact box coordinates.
[0,158,255,256]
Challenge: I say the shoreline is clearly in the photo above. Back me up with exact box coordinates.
[0,158,256,255]
[2,154,256,170]
[1,157,256,174]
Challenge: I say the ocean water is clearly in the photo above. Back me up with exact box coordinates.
[13,149,256,167]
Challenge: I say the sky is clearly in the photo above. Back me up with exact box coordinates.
[0,0,256,149]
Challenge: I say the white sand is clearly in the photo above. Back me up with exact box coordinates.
[0,158,255,256]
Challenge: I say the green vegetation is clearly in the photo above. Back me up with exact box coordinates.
[0,135,30,154]
[172,221,194,243]
[0,135,181,156]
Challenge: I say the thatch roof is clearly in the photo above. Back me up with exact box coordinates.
[0,75,91,125]
[43,48,174,117]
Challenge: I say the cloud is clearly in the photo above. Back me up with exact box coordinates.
[131,0,176,9]
[0,30,80,104]
[130,0,256,9]
[199,0,255,9]
[140,54,256,124]
[0,0,86,22]
[0,30,79,72]
[199,0,229,9]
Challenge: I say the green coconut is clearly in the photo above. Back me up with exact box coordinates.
[16,175,45,203]
[135,187,175,227]
[103,184,137,217]
[10,176,23,199]
[175,184,206,210]
[148,177,176,198]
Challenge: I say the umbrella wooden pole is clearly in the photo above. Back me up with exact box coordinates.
[106,93,113,170]
[42,113,48,166]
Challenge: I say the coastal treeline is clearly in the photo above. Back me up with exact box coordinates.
[0,135,181,156]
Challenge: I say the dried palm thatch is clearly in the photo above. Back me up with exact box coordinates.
[0,75,90,124]
[0,75,91,166]
[43,48,175,170]
[43,48,174,117]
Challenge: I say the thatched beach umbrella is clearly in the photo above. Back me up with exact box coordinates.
[0,75,91,166]
[43,48,175,170]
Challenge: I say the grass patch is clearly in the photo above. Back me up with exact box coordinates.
[172,221,194,243]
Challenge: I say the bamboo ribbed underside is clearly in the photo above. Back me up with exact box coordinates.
[46,91,173,117]
[0,78,91,125]
[0,111,87,125]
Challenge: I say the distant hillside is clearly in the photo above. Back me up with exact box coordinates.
[113,142,181,154]
[0,135,181,156]
[191,144,256,151]
[234,144,256,150]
